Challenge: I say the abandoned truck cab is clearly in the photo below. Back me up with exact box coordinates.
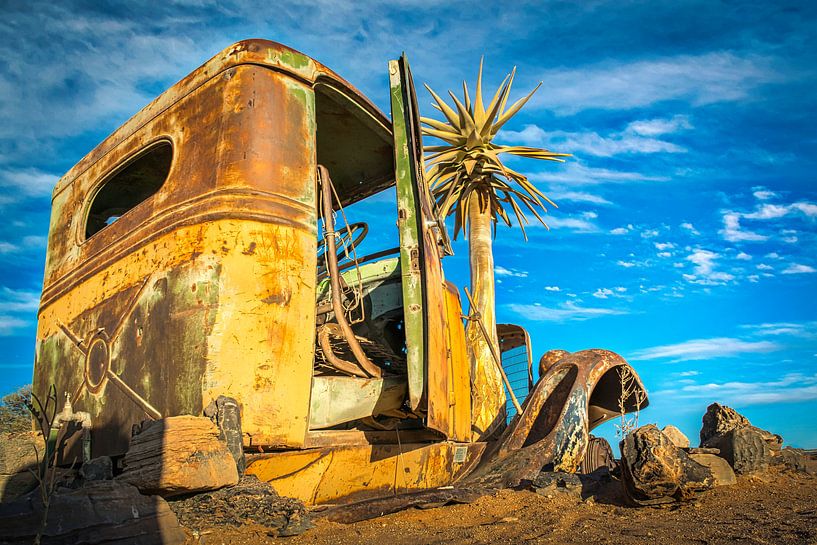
[33,40,648,504]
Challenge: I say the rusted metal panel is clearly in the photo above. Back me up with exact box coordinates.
[246,441,486,505]
[33,42,350,456]
[466,349,648,488]
[388,54,449,431]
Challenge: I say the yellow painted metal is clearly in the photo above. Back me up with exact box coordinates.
[443,282,471,442]
[246,441,485,505]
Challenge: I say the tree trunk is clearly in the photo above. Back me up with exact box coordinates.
[466,191,506,440]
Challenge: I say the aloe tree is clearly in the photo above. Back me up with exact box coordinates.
[422,61,569,438]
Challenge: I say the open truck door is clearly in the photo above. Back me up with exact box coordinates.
[388,54,451,432]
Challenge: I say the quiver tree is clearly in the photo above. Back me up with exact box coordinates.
[422,60,569,438]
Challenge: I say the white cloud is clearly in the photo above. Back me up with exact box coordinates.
[0,242,19,254]
[502,116,690,158]
[0,287,39,336]
[507,301,626,323]
[654,242,675,251]
[782,263,816,274]
[752,189,777,201]
[680,222,700,235]
[736,252,752,261]
[756,263,774,271]
[593,288,614,299]
[529,161,667,186]
[544,286,561,292]
[720,212,767,242]
[616,260,637,268]
[495,266,529,278]
[742,321,817,338]
[547,190,612,205]
[744,202,817,220]
[630,337,781,362]
[610,224,633,235]
[656,373,817,406]
[0,168,58,199]
[531,52,780,114]
[544,216,600,233]
[684,249,734,285]
[640,229,660,239]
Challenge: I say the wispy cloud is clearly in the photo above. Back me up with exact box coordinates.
[782,263,816,275]
[529,161,667,186]
[495,266,528,278]
[531,52,781,114]
[629,337,781,362]
[741,321,817,338]
[656,373,817,406]
[547,190,612,206]
[0,168,58,200]
[0,287,39,336]
[502,115,691,158]
[507,301,626,322]
[683,249,734,285]
[720,212,767,242]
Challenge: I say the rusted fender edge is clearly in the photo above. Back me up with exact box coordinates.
[463,349,648,488]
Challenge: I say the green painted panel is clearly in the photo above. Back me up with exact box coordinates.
[388,58,426,411]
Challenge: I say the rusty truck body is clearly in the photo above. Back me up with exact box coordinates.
[32,40,647,505]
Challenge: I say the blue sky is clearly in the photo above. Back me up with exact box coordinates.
[1,1,815,447]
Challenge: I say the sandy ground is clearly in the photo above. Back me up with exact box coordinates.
[190,470,817,545]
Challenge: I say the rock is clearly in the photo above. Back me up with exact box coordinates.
[700,403,782,450]
[619,424,713,505]
[204,395,246,476]
[531,471,583,499]
[118,415,239,497]
[662,425,690,449]
[0,480,185,545]
[773,447,817,475]
[0,432,44,502]
[700,403,750,445]
[688,447,720,455]
[689,453,736,486]
[168,475,313,537]
[79,456,112,481]
[705,427,771,475]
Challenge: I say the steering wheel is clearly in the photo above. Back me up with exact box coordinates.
[317,221,369,262]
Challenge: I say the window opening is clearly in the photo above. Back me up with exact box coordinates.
[85,141,172,239]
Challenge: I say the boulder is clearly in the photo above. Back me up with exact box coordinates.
[118,415,239,497]
[700,403,782,450]
[689,453,736,486]
[0,480,185,545]
[662,425,690,449]
[773,447,817,475]
[705,427,771,474]
[79,456,112,482]
[619,424,713,505]
[168,475,313,537]
[531,471,583,499]
[0,432,44,502]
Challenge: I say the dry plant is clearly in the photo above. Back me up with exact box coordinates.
[25,385,70,545]
[614,366,647,439]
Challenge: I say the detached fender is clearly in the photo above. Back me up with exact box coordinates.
[465,349,648,487]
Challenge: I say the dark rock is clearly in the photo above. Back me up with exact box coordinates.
[0,480,185,545]
[619,424,714,506]
[774,447,817,475]
[700,403,782,450]
[204,396,246,476]
[688,447,720,455]
[118,415,239,497]
[705,427,770,474]
[531,471,583,499]
[168,474,313,537]
[79,456,112,481]
[700,403,750,445]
